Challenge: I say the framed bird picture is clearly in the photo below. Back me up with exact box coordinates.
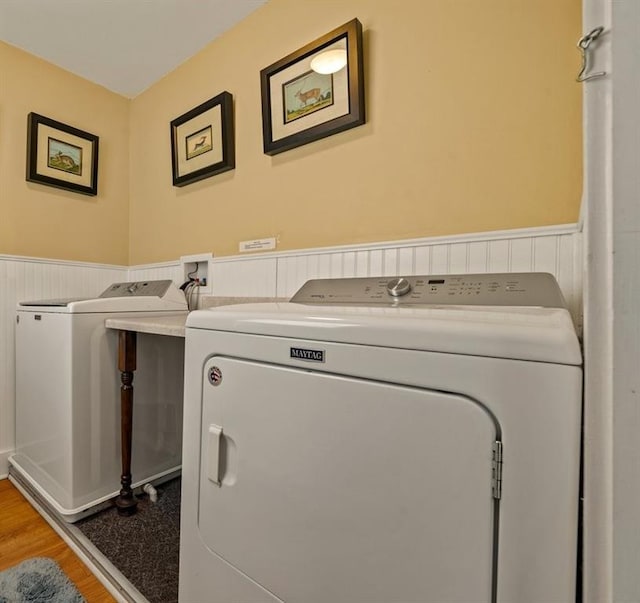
[170,91,235,187]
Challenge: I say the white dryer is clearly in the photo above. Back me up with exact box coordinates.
[10,280,187,521]
[179,273,582,603]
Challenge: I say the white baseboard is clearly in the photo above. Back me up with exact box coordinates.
[0,449,13,479]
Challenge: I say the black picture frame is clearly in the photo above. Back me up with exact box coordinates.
[260,18,365,156]
[26,113,99,196]
[170,91,235,187]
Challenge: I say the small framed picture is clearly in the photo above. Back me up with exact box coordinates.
[170,91,235,187]
[26,113,99,196]
[260,18,365,155]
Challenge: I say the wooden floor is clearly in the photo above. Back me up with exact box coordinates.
[0,478,117,602]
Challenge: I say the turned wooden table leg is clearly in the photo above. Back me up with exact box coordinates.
[115,329,138,516]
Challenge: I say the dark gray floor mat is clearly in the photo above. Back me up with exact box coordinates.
[76,478,180,603]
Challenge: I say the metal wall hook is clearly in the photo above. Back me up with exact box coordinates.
[577,26,606,82]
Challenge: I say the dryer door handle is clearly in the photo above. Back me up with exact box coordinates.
[207,424,223,486]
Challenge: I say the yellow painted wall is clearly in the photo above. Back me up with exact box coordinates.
[129,0,582,264]
[0,42,129,264]
[0,0,581,266]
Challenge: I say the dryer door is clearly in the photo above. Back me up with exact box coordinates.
[199,356,498,603]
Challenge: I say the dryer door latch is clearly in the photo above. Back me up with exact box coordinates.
[492,441,503,500]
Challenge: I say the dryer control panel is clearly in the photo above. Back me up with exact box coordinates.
[290,272,567,308]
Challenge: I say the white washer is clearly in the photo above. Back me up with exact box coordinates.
[10,280,187,522]
[179,273,582,603]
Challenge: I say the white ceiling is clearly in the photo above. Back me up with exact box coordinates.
[0,0,268,98]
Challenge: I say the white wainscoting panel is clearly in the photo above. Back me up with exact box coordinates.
[150,225,583,324]
[128,258,280,298]
[272,226,583,322]
[210,257,278,297]
[127,262,183,285]
[149,226,583,322]
[0,256,126,477]
[1,225,582,477]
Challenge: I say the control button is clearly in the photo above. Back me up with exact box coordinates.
[386,277,412,297]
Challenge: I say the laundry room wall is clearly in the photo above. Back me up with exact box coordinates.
[0,41,131,475]
[0,0,583,478]
[0,41,130,265]
[128,0,583,264]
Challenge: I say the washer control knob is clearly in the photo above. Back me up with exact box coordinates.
[386,277,412,297]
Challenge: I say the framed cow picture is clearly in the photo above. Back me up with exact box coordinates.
[260,18,365,156]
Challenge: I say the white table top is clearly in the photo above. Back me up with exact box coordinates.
[104,298,286,338]
[105,313,188,338]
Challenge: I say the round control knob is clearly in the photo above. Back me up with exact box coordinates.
[386,277,412,297]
